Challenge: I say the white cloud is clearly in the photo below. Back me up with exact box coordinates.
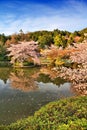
[0,0,87,35]
[2,16,87,35]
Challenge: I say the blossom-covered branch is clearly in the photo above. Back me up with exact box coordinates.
[7,41,40,66]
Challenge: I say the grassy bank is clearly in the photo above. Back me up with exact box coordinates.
[0,96,87,130]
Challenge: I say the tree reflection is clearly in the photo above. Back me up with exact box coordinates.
[37,73,67,86]
[0,68,11,83]
[31,67,58,80]
[9,69,38,92]
[36,67,67,86]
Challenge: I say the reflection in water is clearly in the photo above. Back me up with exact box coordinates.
[9,68,67,92]
[37,73,67,86]
[0,67,76,125]
[40,67,59,79]
[0,68,10,83]
[31,67,58,80]
[0,79,6,89]
[9,69,38,92]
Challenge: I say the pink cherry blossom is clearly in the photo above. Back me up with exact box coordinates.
[7,41,40,66]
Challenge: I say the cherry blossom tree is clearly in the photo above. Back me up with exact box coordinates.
[69,42,87,65]
[55,42,87,95]
[7,41,40,66]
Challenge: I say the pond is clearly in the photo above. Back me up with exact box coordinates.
[0,67,76,125]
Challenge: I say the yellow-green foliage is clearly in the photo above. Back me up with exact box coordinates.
[41,45,76,67]
[55,58,65,66]
[0,96,87,130]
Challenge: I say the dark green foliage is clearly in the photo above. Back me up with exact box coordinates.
[67,36,74,45]
[0,96,87,130]
[38,34,53,48]
[73,31,80,37]
[0,33,7,44]
[23,61,34,66]
[37,73,51,83]
[37,73,67,86]
[0,67,11,82]
[0,45,9,61]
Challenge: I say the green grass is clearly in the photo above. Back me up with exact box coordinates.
[0,96,87,130]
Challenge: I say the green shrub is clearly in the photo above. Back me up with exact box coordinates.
[0,96,87,130]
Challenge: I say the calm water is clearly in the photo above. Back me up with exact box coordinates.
[0,67,76,125]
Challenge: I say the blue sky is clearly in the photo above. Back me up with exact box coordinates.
[0,0,87,35]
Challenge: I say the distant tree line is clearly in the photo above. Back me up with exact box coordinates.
[0,28,86,63]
